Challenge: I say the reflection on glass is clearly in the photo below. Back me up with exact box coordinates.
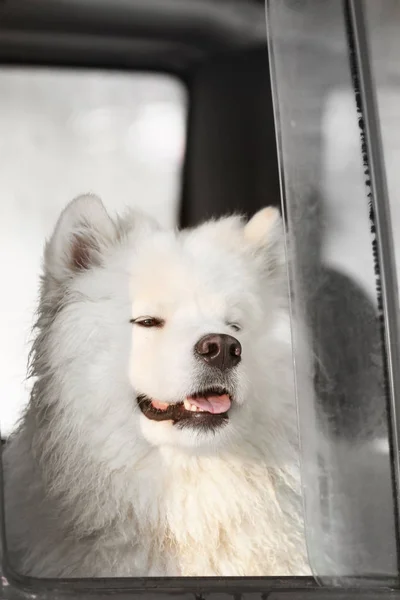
[365,0,400,305]
[267,0,398,584]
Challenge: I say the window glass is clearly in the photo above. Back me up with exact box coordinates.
[266,0,398,584]
[365,0,400,304]
[0,68,187,437]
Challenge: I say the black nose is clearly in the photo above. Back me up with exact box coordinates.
[194,333,242,370]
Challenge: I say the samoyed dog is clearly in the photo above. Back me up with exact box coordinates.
[3,195,309,577]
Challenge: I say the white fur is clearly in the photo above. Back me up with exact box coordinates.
[3,196,310,577]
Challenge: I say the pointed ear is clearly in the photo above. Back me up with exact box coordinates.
[44,194,116,282]
[244,207,286,274]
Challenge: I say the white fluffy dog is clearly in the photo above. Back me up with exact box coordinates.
[3,195,309,577]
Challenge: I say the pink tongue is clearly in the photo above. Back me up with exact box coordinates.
[188,394,231,414]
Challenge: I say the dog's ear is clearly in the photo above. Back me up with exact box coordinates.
[44,194,116,282]
[244,207,286,275]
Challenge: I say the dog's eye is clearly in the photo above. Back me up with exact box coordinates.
[229,323,241,333]
[130,317,165,328]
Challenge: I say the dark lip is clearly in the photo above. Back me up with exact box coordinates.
[137,387,231,432]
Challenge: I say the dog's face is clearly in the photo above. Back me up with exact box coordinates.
[41,196,289,453]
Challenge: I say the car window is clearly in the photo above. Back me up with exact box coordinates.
[267,0,399,585]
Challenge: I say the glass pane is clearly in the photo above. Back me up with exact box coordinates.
[364,0,400,304]
[266,0,398,585]
[0,68,187,438]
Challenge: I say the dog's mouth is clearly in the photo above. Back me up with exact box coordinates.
[137,388,231,431]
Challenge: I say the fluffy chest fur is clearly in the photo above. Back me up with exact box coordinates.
[4,430,308,577]
[140,450,308,577]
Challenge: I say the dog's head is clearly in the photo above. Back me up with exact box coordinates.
[38,195,291,453]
